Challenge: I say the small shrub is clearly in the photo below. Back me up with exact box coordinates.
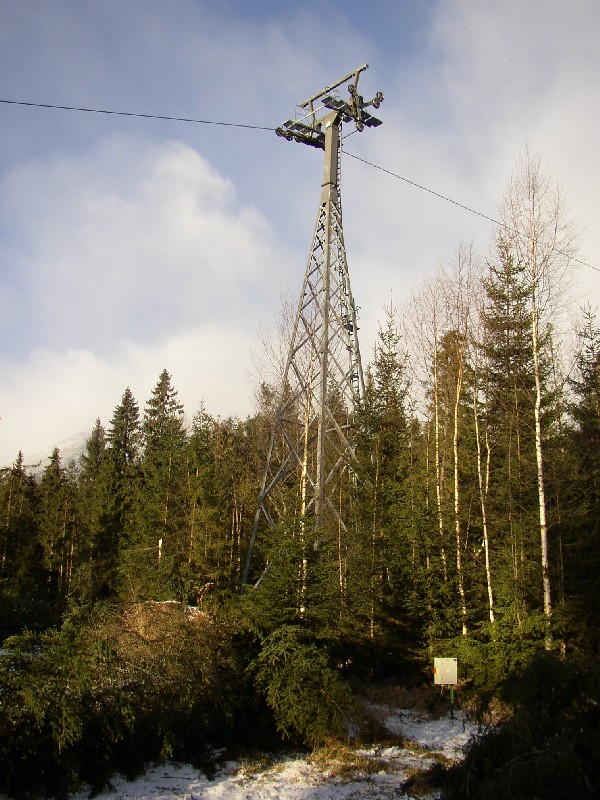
[252,625,354,747]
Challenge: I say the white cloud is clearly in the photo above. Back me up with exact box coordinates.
[1,134,283,353]
[0,134,295,465]
[0,323,257,465]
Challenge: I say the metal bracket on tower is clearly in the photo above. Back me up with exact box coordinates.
[275,63,383,149]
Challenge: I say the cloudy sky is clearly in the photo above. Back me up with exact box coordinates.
[1,0,599,465]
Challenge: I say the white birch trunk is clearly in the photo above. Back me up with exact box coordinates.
[530,264,553,641]
[473,377,495,625]
[453,354,468,635]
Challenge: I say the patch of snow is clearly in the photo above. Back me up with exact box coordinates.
[379,706,477,760]
[66,759,418,800]
[50,710,478,800]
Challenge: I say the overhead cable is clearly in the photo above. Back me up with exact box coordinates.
[0,98,276,131]
[345,151,600,274]
[345,151,501,226]
[3,96,598,274]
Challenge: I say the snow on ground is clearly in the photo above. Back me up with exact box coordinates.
[64,708,478,800]
[377,705,476,760]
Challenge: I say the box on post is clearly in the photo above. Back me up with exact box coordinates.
[433,657,457,685]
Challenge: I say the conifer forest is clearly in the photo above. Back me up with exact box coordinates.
[1,151,599,798]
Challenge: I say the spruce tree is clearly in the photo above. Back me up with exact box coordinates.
[350,307,425,668]
[480,236,565,640]
[80,419,107,480]
[185,406,235,596]
[133,370,188,600]
[187,411,264,595]
[0,453,44,633]
[481,243,534,624]
[37,448,79,603]
[75,420,107,597]
[95,388,141,600]
[564,307,600,647]
[570,307,600,498]
[498,149,577,645]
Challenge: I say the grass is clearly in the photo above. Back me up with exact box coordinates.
[309,740,391,779]
[234,752,281,777]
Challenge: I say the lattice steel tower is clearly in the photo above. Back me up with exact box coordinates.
[242,65,383,588]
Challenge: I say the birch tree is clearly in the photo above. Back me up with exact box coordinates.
[444,244,480,636]
[408,254,479,638]
[499,148,577,642]
[407,272,450,586]
[471,298,495,626]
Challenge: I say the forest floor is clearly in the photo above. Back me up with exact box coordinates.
[67,690,479,800]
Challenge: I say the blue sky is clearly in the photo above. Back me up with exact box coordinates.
[1,0,599,464]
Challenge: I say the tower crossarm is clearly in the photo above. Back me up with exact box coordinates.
[275,64,383,148]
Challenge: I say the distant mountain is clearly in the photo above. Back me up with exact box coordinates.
[27,433,88,476]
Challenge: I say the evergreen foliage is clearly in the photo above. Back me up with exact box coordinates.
[252,625,354,746]
[0,452,46,635]
[562,307,600,650]
[351,308,427,673]
[480,243,542,619]
[130,370,189,600]
[37,448,80,605]
[0,601,260,798]
[442,652,600,799]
